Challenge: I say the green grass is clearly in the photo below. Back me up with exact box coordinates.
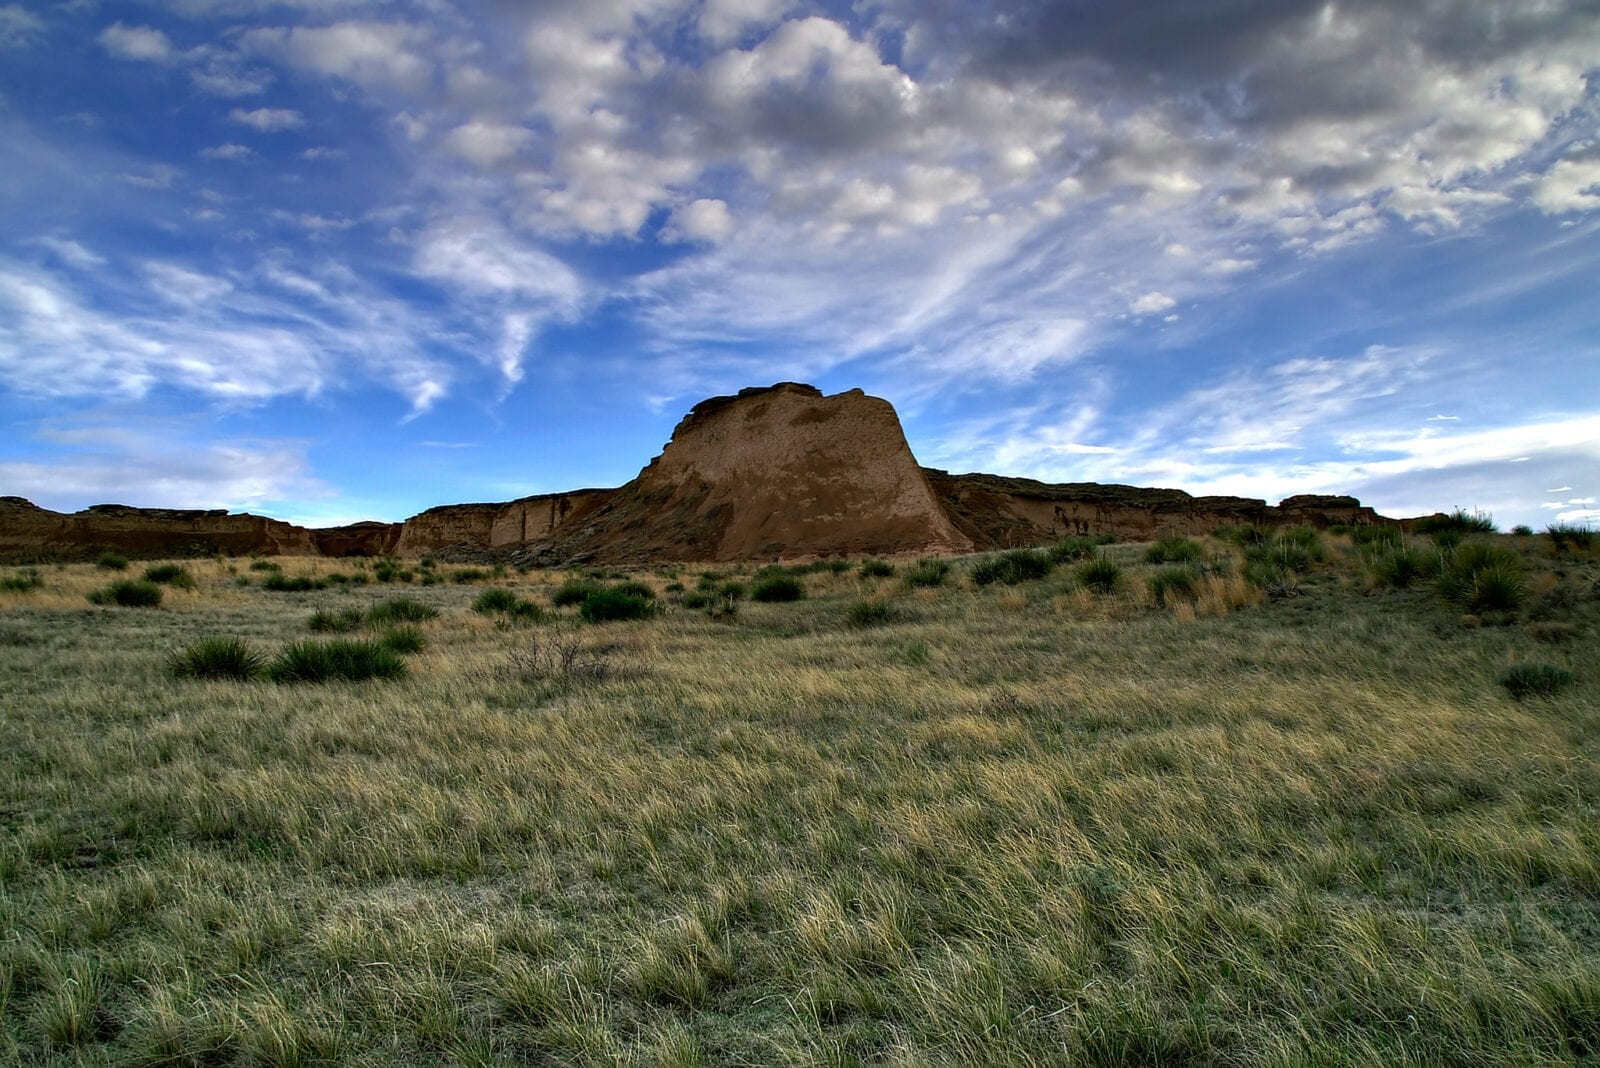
[1143,536,1202,564]
[902,559,951,588]
[86,579,163,607]
[859,559,895,578]
[2,542,1597,1064]
[0,568,43,593]
[579,588,659,622]
[365,598,440,625]
[142,564,196,589]
[750,574,805,602]
[970,549,1054,586]
[1548,522,1596,552]
[1147,564,1199,605]
[169,636,267,681]
[1416,508,1498,535]
[96,553,129,571]
[1077,555,1121,593]
[552,579,604,607]
[267,638,408,683]
[1498,663,1575,700]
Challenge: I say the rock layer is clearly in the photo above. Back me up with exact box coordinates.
[0,384,1403,563]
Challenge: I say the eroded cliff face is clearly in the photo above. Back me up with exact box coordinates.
[0,385,1402,564]
[924,471,1386,548]
[520,383,973,564]
[0,497,316,559]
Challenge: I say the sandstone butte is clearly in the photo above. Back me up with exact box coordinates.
[0,383,1403,565]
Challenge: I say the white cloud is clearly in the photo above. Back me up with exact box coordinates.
[663,198,733,243]
[35,238,105,269]
[239,22,432,92]
[229,106,304,131]
[0,5,44,49]
[200,143,254,161]
[1130,292,1176,315]
[698,0,796,46]
[98,23,175,63]
[1532,156,1600,215]
[445,121,531,168]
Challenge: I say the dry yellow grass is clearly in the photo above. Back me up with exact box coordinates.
[0,536,1596,1063]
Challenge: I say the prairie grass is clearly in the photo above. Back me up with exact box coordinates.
[1,538,1597,1063]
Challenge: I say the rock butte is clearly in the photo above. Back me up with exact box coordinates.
[1,383,1403,564]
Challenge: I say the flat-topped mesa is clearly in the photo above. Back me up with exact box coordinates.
[392,489,616,557]
[0,497,315,558]
[521,383,974,564]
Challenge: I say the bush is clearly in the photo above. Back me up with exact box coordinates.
[859,559,896,578]
[1217,525,1269,548]
[1247,530,1323,575]
[262,573,326,593]
[579,589,659,622]
[0,568,42,593]
[1511,525,1534,537]
[680,590,711,610]
[1547,522,1595,552]
[1415,509,1496,536]
[366,598,439,625]
[751,575,806,602]
[96,553,129,571]
[472,588,522,614]
[373,559,414,583]
[1049,536,1112,563]
[552,580,603,607]
[971,549,1054,586]
[1369,547,1438,589]
[142,563,196,589]
[1350,524,1404,550]
[247,560,281,573]
[380,626,426,655]
[88,580,162,607]
[451,568,491,584]
[1147,566,1199,605]
[1437,542,1525,613]
[1078,557,1121,594]
[169,637,265,681]
[1498,664,1574,701]
[1243,560,1294,596]
[268,639,407,683]
[308,606,366,633]
[903,559,951,588]
[1144,537,1202,564]
[612,580,658,601]
[846,599,898,628]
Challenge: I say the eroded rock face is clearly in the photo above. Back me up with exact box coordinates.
[522,383,973,563]
[0,384,1403,563]
[0,497,316,559]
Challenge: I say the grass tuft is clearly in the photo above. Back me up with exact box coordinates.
[379,626,426,655]
[751,574,806,602]
[1437,542,1525,613]
[268,639,407,683]
[971,549,1054,586]
[366,598,440,625]
[169,637,266,681]
[87,579,162,607]
[1144,536,1202,564]
[95,552,129,571]
[552,580,604,607]
[307,606,366,633]
[0,568,43,593]
[143,563,196,588]
[1077,556,1121,593]
[579,589,659,622]
[1147,565,1200,605]
[846,599,899,628]
[859,559,896,578]
[903,559,951,588]
[1497,663,1574,700]
[1546,522,1595,552]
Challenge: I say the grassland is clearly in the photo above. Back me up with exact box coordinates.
[1,531,1597,1065]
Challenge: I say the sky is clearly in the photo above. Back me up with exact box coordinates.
[1,0,1597,531]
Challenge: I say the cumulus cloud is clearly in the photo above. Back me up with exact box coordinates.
[1130,292,1176,315]
[663,198,733,243]
[239,22,432,92]
[229,107,304,131]
[445,121,531,168]
[98,23,176,63]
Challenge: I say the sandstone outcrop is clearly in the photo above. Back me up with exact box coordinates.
[0,496,315,559]
[516,384,973,564]
[0,384,1406,564]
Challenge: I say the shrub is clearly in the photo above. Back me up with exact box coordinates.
[1147,566,1199,605]
[169,637,265,681]
[268,639,407,683]
[1497,664,1574,701]
[452,568,491,584]
[473,588,522,614]
[1247,531,1323,575]
[308,607,366,633]
[680,590,711,610]
[1437,542,1525,612]
[1144,537,1202,564]
[1350,524,1404,550]
[366,598,439,625]
[0,568,42,593]
[859,559,896,578]
[262,573,326,593]
[971,549,1054,586]
[613,580,658,601]
[1369,547,1438,589]
[1415,509,1496,536]
[1049,536,1112,563]
[1243,560,1296,598]
[247,560,281,573]
[903,559,951,588]
[751,574,806,602]
[1078,557,1121,594]
[846,599,898,628]
[579,589,659,622]
[1547,522,1595,552]
[373,559,413,583]
[142,563,196,589]
[1217,525,1269,548]
[88,580,162,607]
[507,631,611,683]
[552,580,603,607]
[380,626,426,655]
[96,553,129,571]
[1511,525,1534,537]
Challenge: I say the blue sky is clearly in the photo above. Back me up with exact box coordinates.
[1,0,1597,530]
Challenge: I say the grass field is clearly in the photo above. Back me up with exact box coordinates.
[1,531,1597,1065]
